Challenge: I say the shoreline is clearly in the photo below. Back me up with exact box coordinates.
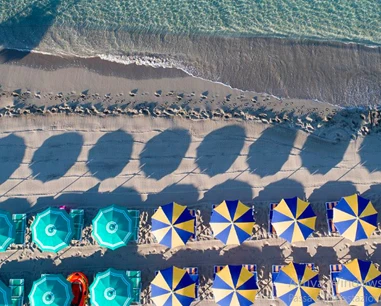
[1,47,381,141]
[1,32,381,106]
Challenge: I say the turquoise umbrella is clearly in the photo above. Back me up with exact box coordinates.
[31,207,74,252]
[29,274,73,306]
[90,268,133,306]
[0,279,11,305]
[92,205,134,250]
[0,210,15,252]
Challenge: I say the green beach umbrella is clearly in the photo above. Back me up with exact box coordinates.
[31,207,74,253]
[0,210,15,252]
[92,205,134,250]
[90,268,133,306]
[0,279,11,305]
[29,274,73,306]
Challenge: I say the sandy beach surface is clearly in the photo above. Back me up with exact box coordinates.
[0,113,381,305]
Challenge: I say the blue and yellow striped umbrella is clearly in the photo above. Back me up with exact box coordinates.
[337,259,381,306]
[210,200,254,245]
[151,203,195,248]
[272,197,316,243]
[274,263,320,306]
[212,265,258,306]
[151,266,196,306]
[333,194,378,242]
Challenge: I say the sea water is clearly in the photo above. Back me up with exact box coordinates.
[0,0,380,105]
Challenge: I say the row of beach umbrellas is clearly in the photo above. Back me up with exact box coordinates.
[0,205,136,253]
[154,193,378,247]
[0,194,377,253]
[4,268,132,306]
[0,260,380,306]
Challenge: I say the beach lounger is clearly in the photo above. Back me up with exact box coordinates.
[268,203,278,236]
[272,263,315,298]
[126,270,142,305]
[330,264,342,298]
[12,214,26,245]
[184,267,199,299]
[70,209,84,241]
[59,206,85,241]
[189,209,197,240]
[127,210,140,242]
[326,202,339,235]
[213,265,225,277]
[9,279,24,306]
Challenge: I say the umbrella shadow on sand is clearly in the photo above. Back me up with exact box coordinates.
[140,129,191,180]
[0,134,26,185]
[255,179,305,202]
[300,133,351,175]
[247,126,297,178]
[201,179,253,204]
[87,130,134,181]
[30,133,83,183]
[308,181,357,202]
[358,135,381,174]
[196,125,246,177]
[145,183,199,207]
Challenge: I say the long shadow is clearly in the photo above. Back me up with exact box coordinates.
[30,133,83,182]
[0,197,30,213]
[363,184,381,207]
[196,125,245,177]
[309,181,357,202]
[145,183,199,206]
[88,130,134,181]
[247,127,297,177]
[300,134,351,174]
[255,178,305,202]
[0,134,25,185]
[140,129,191,180]
[362,184,381,224]
[201,179,253,204]
[0,0,78,62]
[358,135,381,173]
[34,183,143,211]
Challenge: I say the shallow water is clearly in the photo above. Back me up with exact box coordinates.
[2,0,380,45]
[0,0,380,105]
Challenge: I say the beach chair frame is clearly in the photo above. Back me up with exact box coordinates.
[12,214,26,245]
[126,270,142,305]
[268,203,278,236]
[59,206,85,241]
[9,279,24,306]
[326,202,339,235]
[329,264,342,299]
[70,209,84,241]
[127,210,140,242]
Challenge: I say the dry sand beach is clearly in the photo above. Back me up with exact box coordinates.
[0,108,381,305]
